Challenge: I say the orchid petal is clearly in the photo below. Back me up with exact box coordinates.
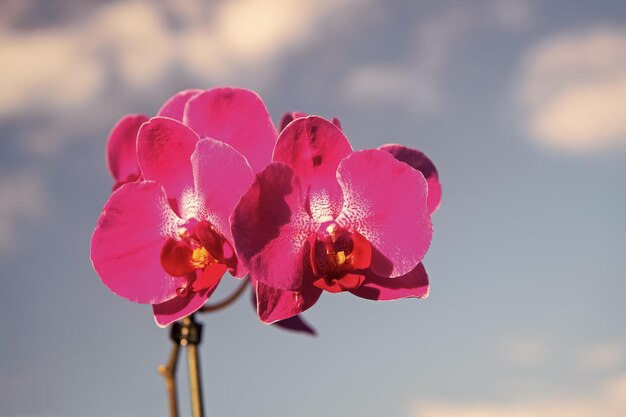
[380,144,441,214]
[191,138,254,277]
[184,88,277,173]
[153,283,219,328]
[335,150,432,277]
[273,116,352,221]
[350,263,429,301]
[256,280,322,324]
[278,111,307,131]
[157,89,202,121]
[106,114,148,188]
[231,162,316,290]
[91,181,185,304]
[137,117,199,211]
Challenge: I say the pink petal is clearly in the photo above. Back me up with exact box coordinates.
[184,88,277,173]
[379,144,441,214]
[278,111,307,131]
[256,280,322,324]
[231,162,316,290]
[137,117,199,211]
[335,150,432,278]
[191,138,254,277]
[157,89,203,121]
[153,283,219,328]
[273,116,352,221]
[91,181,185,304]
[350,263,429,301]
[106,114,149,187]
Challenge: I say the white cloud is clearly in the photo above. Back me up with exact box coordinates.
[0,170,46,254]
[0,0,363,118]
[343,0,535,115]
[500,335,551,368]
[409,373,626,417]
[576,341,625,371]
[519,27,626,152]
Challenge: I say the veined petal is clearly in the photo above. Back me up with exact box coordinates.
[157,89,203,121]
[273,116,352,221]
[335,150,432,277]
[191,138,254,277]
[380,144,441,214]
[350,263,429,301]
[184,87,277,174]
[91,181,185,304]
[231,162,316,290]
[137,117,199,212]
[256,280,322,324]
[152,283,219,328]
[106,114,149,187]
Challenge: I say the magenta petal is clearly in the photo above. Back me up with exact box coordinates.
[137,117,199,208]
[157,89,203,121]
[350,263,429,301]
[91,181,185,304]
[231,162,316,290]
[256,280,322,324]
[191,138,254,277]
[153,283,218,328]
[184,88,277,174]
[336,150,432,278]
[106,114,149,185]
[278,111,308,131]
[380,144,441,214]
[273,116,352,221]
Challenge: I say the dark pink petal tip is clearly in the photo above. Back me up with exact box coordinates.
[350,263,429,301]
[90,181,185,304]
[278,111,308,132]
[106,114,149,186]
[231,162,315,291]
[256,281,322,324]
[153,284,218,328]
[184,87,278,174]
[137,117,199,206]
[336,149,433,278]
[379,144,441,214]
[157,89,203,121]
[249,282,316,335]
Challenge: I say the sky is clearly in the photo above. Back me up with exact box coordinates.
[1,0,626,416]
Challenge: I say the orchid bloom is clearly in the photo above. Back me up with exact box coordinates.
[92,88,279,327]
[231,116,434,323]
[106,87,277,191]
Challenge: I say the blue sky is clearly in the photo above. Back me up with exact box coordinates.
[1,1,626,416]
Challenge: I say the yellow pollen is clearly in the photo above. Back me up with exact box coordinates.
[335,250,346,266]
[191,247,210,269]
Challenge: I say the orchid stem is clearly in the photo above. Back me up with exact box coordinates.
[198,277,249,313]
[181,315,204,417]
[160,278,248,417]
[158,342,181,417]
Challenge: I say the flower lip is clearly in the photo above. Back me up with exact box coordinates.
[309,221,372,293]
[160,219,230,295]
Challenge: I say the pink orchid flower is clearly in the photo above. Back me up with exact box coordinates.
[231,116,434,323]
[92,88,279,326]
[106,87,278,192]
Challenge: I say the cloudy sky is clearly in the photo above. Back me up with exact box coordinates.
[1,0,625,416]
